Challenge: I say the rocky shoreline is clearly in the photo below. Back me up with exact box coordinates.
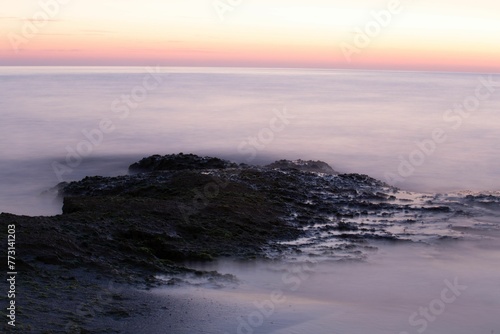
[1,153,496,333]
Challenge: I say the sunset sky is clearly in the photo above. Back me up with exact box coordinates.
[1,0,500,72]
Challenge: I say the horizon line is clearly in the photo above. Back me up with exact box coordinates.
[1,65,499,76]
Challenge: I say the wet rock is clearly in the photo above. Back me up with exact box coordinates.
[337,221,359,231]
[266,159,338,174]
[129,153,237,173]
[0,153,479,333]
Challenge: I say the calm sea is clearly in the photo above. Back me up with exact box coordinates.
[1,66,500,215]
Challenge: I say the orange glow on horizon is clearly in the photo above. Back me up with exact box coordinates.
[1,0,500,72]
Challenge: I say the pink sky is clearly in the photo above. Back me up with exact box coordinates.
[1,0,500,72]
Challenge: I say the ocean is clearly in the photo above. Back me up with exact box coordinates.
[1,66,500,333]
[1,66,500,215]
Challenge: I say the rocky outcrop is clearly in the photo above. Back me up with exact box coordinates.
[129,153,238,173]
[2,153,470,333]
[266,159,338,174]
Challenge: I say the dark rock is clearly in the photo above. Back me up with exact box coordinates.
[266,159,338,174]
[129,153,237,173]
[0,152,464,333]
[337,221,359,231]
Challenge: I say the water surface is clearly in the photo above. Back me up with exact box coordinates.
[1,67,499,213]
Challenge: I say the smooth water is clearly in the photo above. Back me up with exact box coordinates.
[2,67,500,333]
[1,66,500,215]
[143,239,500,334]
[142,188,500,334]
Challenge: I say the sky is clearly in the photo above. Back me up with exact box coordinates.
[1,0,500,72]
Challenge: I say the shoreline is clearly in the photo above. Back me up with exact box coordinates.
[1,153,499,333]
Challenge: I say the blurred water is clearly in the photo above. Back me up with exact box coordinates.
[1,67,500,215]
[149,240,500,334]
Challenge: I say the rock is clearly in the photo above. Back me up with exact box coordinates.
[129,153,238,173]
[0,152,467,333]
[266,159,338,174]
